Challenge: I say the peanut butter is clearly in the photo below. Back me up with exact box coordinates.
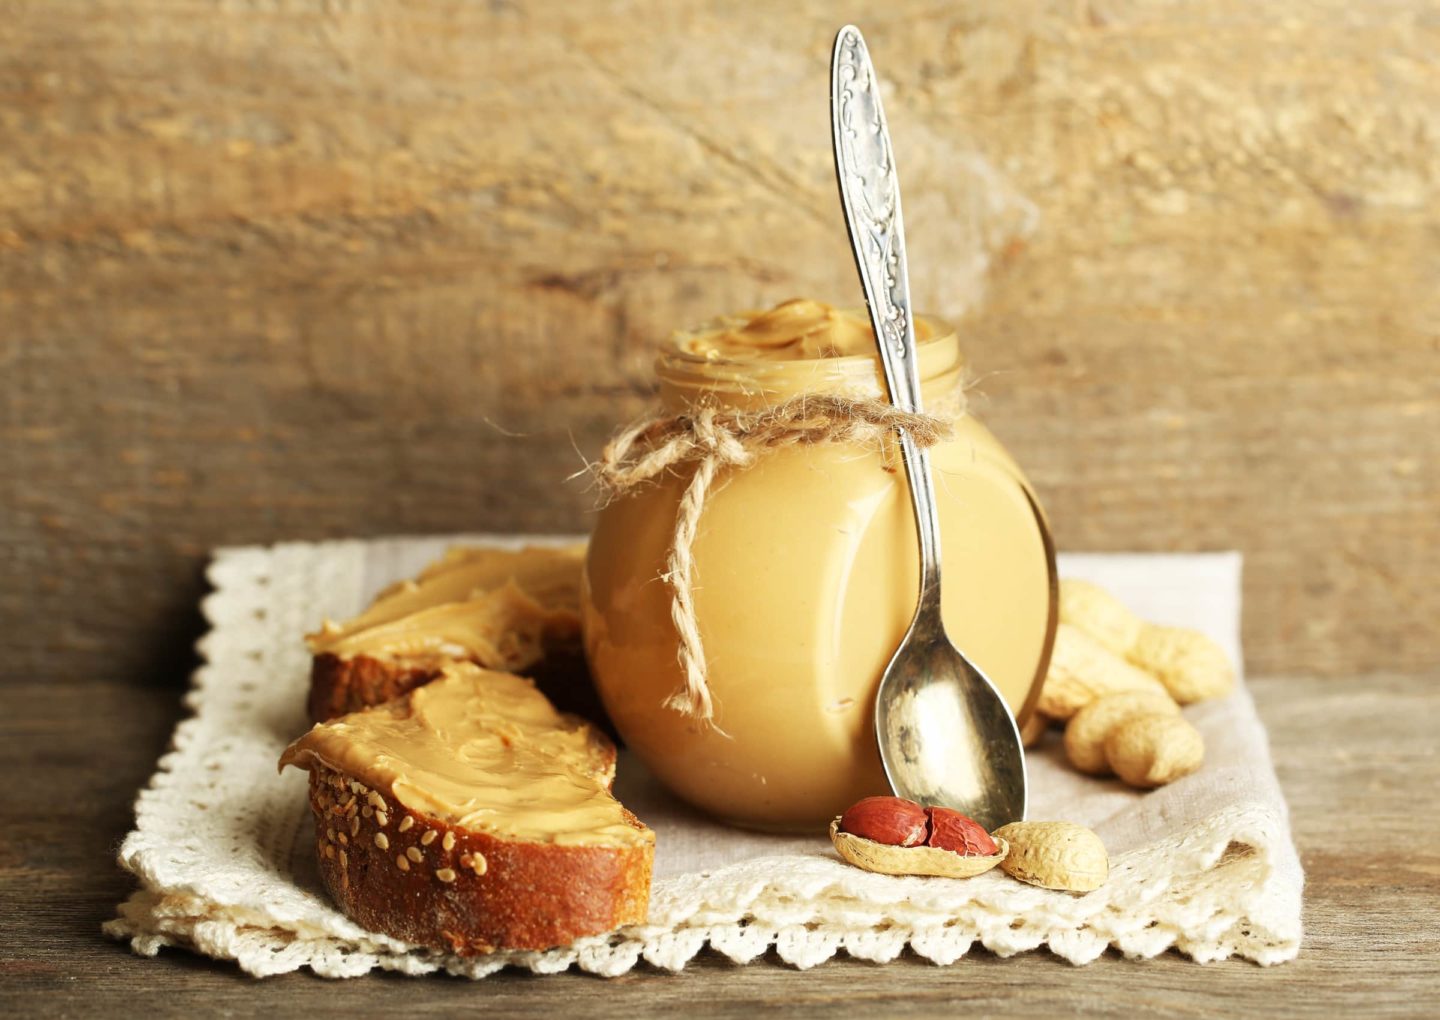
[280,663,651,849]
[584,300,1056,830]
[675,297,934,362]
[308,545,584,665]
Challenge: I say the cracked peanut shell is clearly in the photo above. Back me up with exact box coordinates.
[829,820,1008,878]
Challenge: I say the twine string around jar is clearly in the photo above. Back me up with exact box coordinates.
[592,389,963,727]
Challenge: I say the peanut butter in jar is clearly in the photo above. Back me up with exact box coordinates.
[583,299,1057,830]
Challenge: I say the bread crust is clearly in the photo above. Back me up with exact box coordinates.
[308,645,617,741]
[307,652,439,722]
[306,764,653,955]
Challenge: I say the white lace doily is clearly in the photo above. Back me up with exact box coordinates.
[105,538,1302,976]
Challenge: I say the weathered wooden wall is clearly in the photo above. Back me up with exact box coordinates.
[2,0,1436,689]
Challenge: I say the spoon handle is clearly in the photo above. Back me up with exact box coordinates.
[830,25,943,604]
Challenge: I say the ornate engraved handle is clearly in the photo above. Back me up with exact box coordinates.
[831,26,918,406]
[831,24,944,602]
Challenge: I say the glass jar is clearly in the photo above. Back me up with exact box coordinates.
[582,308,1056,830]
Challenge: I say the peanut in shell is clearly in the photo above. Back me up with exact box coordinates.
[992,821,1108,892]
[1105,713,1204,787]
[1064,689,1180,776]
[1132,624,1235,704]
[1037,624,1170,720]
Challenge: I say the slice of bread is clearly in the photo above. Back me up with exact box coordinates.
[306,544,587,722]
[280,662,653,954]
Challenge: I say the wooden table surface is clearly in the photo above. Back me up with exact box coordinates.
[3,669,1436,1017]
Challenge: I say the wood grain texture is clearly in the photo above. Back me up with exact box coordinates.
[1,2,1437,689]
[1,673,1436,1015]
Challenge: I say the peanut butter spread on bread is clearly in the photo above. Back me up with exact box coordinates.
[674,297,935,362]
[307,545,583,665]
[281,664,651,849]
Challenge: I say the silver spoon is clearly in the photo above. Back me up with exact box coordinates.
[830,24,1027,831]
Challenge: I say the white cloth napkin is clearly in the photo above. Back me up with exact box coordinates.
[105,536,1303,976]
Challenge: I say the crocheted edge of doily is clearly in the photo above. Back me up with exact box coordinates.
[105,791,1303,977]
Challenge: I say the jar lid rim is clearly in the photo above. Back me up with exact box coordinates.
[655,313,963,395]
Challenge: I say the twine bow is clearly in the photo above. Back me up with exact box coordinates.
[593,391,961,727]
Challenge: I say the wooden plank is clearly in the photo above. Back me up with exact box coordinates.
[1,1,1436,692]
[0,672,1436,1015]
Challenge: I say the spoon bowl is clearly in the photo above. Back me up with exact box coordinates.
[874,601,1027,830]
[830,24,1028,831]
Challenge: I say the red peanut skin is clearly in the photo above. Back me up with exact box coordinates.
[925,806,998,856]
[839,796,928,847]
